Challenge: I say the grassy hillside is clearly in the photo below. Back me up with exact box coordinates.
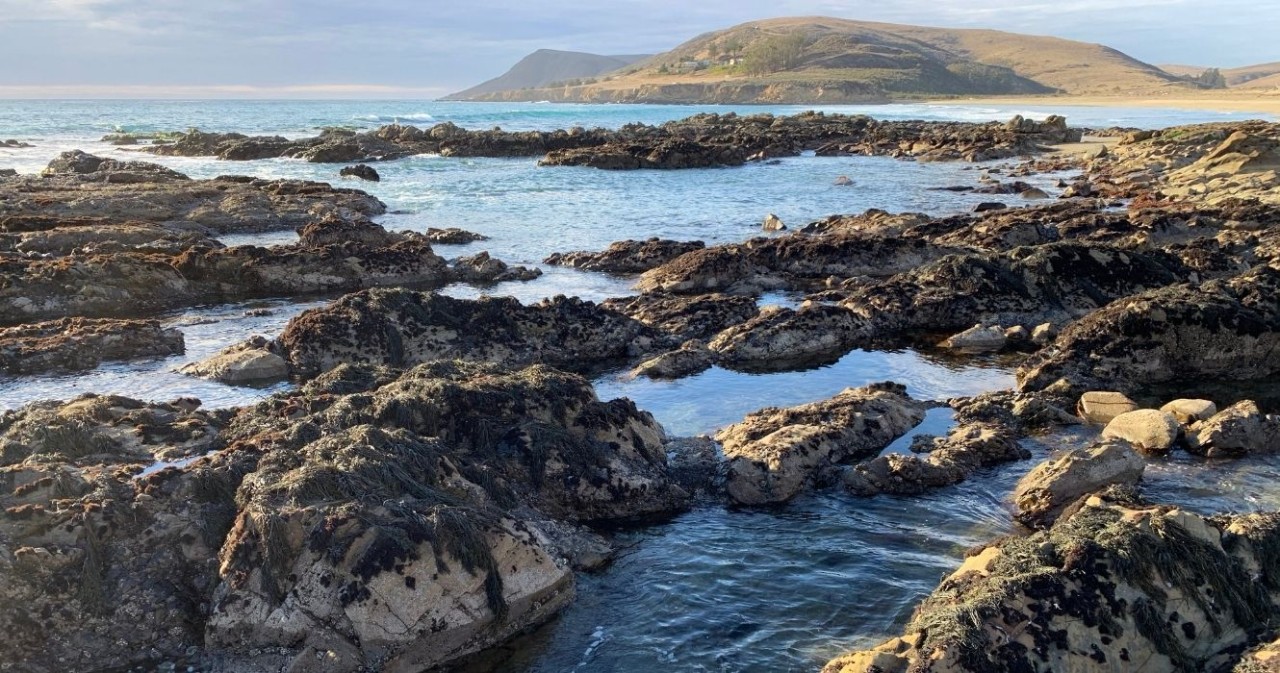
[452,17,1192,104]
[444,49,649,100]
[1161,62,1280,88]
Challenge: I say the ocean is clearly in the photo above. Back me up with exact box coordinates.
[2,99,1277,672]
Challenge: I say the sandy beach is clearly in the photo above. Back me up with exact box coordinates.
[928,90,1280,116]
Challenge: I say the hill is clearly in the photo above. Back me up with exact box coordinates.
[1161,62,1280,87]
[444,50,649,99]
[450,17,1191,104]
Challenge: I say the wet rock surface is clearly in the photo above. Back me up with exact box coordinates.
[825,496,1280,673]
[0,361,692,673]
[2,152,386,235]
[140,112,1083,170]
[715,382,927,505]
[544,238,705,274]
[0,317,185,375]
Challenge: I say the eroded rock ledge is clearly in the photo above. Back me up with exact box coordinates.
[0,361,691,673]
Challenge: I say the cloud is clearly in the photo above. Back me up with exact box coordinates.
[0,0,1276,92]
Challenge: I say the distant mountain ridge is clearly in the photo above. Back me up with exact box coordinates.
[444,49,649,100]
[446,17,1192,104]
[1160,62,1280,88]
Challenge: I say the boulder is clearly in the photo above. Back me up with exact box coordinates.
[824,499,1280,673]
[630,342,715,379]
[339,163,380,181]
[1076,391,1139,424]
[763,213,786,231]
[1160,398,1218,424]
[941,324,1006,352]
[716,382,926,505]
[178,337,289,385]
[1012,441,1145,528]
[833,175,854,186]
[842,424,1028,496]
[1030,322,1056,346]
[544,238,705,274]
[1101,409,1182,455]
[972,202,1007,213]
[1188,400,1280,457]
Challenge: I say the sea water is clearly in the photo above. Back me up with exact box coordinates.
[0,100,1274,672]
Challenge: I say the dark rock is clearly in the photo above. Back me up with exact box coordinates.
[545,238,705,274]
[0,317,184,375]
[339,164,380,182]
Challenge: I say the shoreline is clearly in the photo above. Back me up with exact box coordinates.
[923,92,1280,117]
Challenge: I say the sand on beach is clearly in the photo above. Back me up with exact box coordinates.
[926,90,1280,117]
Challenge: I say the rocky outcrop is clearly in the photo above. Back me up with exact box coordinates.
[0,361,690,673]
[708,303,866,368]
[1187,401,1280,457]
[0,219,539,324]
[544,238,705,274]
[601,292,758,342]
[0,218,217,257]
[339,163,380,181]
[1018,264,1280,393]
[422,227,489,244]
[824,497,1280,673]
[0,317,184,375]
[275,289,662,379]
[142,113,1082,170]
[715,382,927,505]
[638,233,958,295]
[1012,441,1145,528]
[1,153,386,235]
[841,423,1028,496]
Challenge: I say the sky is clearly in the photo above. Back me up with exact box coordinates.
[0,0,1275,98]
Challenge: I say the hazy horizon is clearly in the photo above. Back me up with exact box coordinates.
[2,0,1277,99]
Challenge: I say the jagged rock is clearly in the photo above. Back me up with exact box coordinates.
[422,227,489,244]
[841,424,1028,496]
[708,304,865,368]
[0,317,184,375]
[296,215,398,247]
[1234,635,1280,672]
[339,163,380,181]
[2,156,386,235]
[449,251,543,283]
[1030,322,1056,346]
[1018,264,1280,392]
[941,324,1007,352]
[1012,441,1145,528]
[276,289,658,379]
[544,238,705,274]
[601,292,758,342]
[630,342,715,379]
[1160,398,1218,424]
[1077,391,1139,424]
[178,337,288,385]
[1187,400,1280,458]
[1101,409,1182,455]
[715,382,926,505]
[825,498,1280,673]
[638,233,954,295]
[763,213,786,231]
[0,362,690,673]
[0,218,217,257]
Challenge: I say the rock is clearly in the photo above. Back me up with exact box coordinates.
[0,361,690,672]
[941,324,1006,352]
[295,215,397,247]
[0,168,17,178]
[972,201,1007,213]
[1160,398,1218,424]
[630,342,715,379]
[276,289,658,379]
[0,317,184,375]
[1019,265,1280,393]
[708,304,865,368]
[449,251,543,283]
[716,382,926,505]
[544,238,705,274]
[422,227,489,244]
[1101,409,1182,455]
[1019,187,1050,199]
[178,337,289,385]
[1076,391,1139,424]
[3,158,386,235]
[1030,322,1056,346]
[338,163,380,181]
[763,213,786,231]
[1003,325,1028,343]
[842,424,1028,496]
[1012,441,1145,528]
[601,292,758,342]
[833,175,854,186]
[1188,400,1280,457]
[825,498,1280,673]
[1233,635,1280,672]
